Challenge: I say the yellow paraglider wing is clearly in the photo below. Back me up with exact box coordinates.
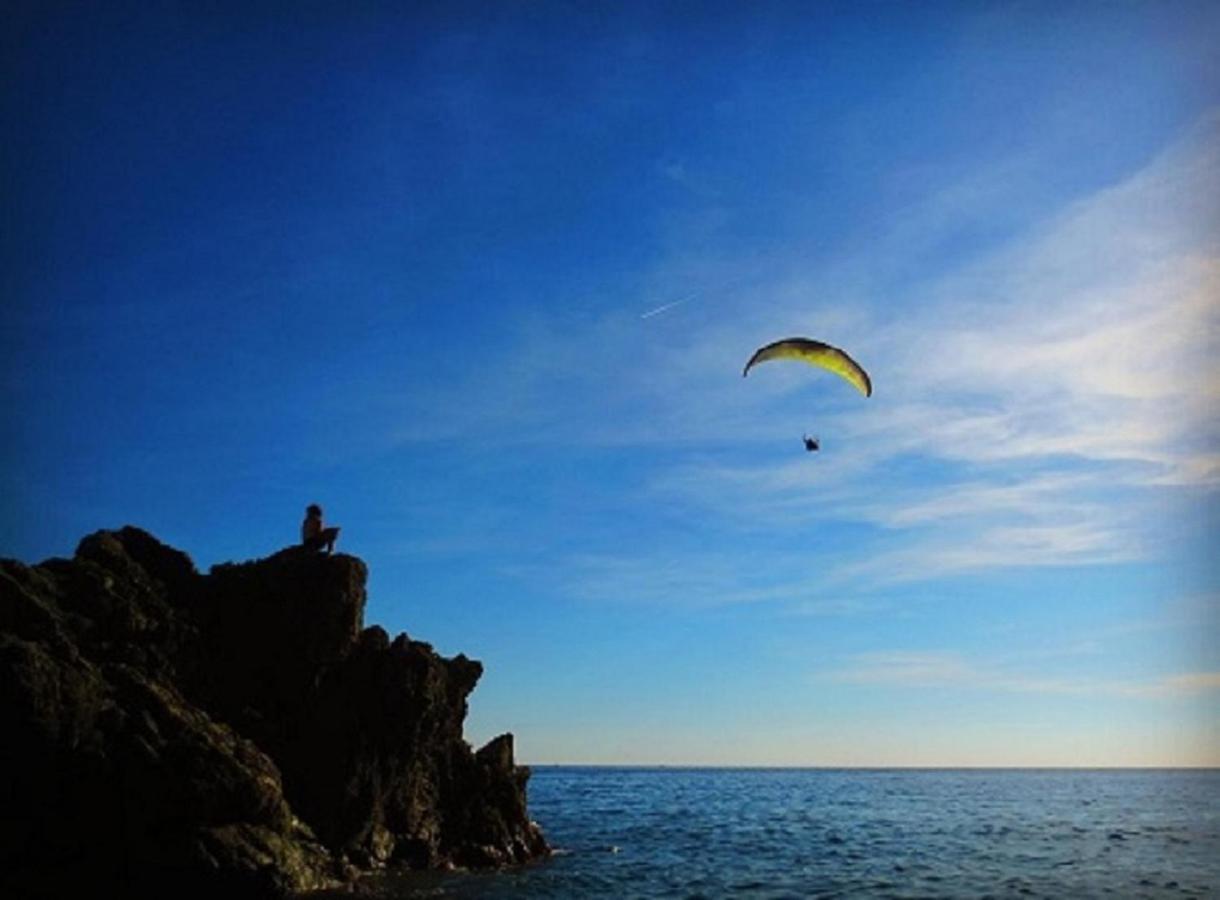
[742,337,872,397]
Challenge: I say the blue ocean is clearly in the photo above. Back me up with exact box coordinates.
[351,768,1220,898]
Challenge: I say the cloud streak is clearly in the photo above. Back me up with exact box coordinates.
[825,651,1220,699]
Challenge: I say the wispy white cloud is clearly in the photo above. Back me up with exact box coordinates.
[632,109,1220,587]
[852,473,1098,528]
[835,521,1145,587]
[882,257,1220,469]
[387,109,1219,596]
[506,550,848,611]
[825,651,1220,699]
[1124,672,1220,698]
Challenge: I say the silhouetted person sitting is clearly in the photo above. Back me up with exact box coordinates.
[803,434,820,452]
[301,503,340,554]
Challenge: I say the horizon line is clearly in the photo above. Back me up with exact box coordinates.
[523,763,1220,771]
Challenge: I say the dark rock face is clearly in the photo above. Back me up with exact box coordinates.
[0,527,548,899]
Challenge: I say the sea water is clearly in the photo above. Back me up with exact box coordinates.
[345,768,1220,898]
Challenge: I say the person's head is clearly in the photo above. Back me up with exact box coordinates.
[306,503,322,517]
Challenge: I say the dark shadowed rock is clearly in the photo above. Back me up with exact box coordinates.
[0,527,549,899]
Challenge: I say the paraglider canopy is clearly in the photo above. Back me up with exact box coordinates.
[742,337,872,397]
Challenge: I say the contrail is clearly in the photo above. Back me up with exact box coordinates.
[639,274,752,320]
[639,297,691,319]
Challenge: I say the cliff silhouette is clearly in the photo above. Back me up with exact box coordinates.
[0,527,548,899]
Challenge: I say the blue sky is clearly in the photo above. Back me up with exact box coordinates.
[3,2,1218,765]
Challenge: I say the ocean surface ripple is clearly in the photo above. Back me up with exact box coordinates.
[351,768,1220,898]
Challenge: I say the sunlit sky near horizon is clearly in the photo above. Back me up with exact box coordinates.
[3,2,1218,766]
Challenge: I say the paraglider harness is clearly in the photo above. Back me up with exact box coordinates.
[802,434,820,452]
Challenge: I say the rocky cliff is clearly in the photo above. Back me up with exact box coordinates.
[0,527,548,899]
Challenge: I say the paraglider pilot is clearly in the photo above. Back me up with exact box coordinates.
[802,434,820,452]
[301,503,341,554]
